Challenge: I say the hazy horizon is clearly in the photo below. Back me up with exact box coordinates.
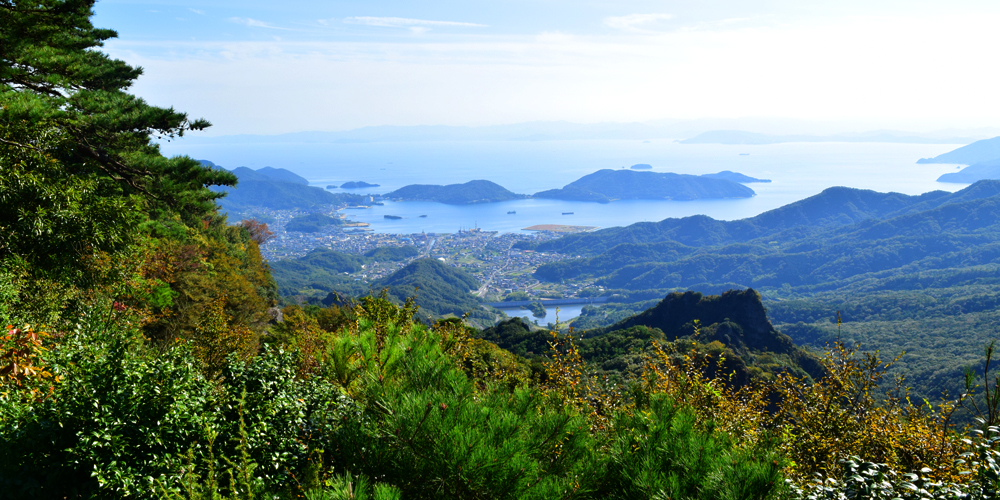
[97,0,1000,136]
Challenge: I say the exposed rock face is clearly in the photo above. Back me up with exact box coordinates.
[592,289,825,380]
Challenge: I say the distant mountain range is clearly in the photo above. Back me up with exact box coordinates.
[533,169,755,203]
[175,121,991,145]
[679,130,977,145]
[519,180,1000,292]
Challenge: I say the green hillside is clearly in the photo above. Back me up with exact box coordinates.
[376,258,481,317]
[518,182,1000,255]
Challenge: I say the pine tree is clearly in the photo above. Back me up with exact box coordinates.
[0,0,236,273]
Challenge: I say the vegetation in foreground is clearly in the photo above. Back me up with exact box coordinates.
[5,1,1000,499]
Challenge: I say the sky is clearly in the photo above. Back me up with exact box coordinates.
[95,0,1000,136]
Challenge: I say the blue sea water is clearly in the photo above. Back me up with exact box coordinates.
[160,139,968,234]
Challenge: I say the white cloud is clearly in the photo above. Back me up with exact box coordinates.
[189,8,205,15]
[227,17,291,30]
[110,12,1000,135]
[604,13,674,33]
[342,16,487,28]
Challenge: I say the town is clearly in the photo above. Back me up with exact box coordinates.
[237,204,599,302]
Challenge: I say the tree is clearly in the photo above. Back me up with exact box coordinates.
[0,0,236,275]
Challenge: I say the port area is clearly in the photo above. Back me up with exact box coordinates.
[522,224,598,233]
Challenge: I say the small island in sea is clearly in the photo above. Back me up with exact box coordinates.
[701,170,771,183]
[630,163,653,170]
[340,181,381,189]
[533,169,755,203]
[382,180,528,205]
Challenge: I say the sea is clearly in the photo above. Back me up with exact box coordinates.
[161,139,969,234]
[159,138,971,321]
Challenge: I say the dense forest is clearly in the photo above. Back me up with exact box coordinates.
[6,1,1000,499]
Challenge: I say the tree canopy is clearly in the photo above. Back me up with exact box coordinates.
[0,0,236,275]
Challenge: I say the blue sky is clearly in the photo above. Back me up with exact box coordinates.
[95,0,1000,135]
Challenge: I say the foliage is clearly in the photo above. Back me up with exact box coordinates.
[363,245,418,262]
[527,300,547,318]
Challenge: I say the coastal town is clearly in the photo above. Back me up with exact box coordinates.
[237,204,598,302]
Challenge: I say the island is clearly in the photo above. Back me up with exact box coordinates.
[340,181,381,189]
[701,170,771,183]
[630,163,653,170]
[382,180,528,205]
[937,158,1000,183]
[917,136,1000,165]
[533,169,755,203]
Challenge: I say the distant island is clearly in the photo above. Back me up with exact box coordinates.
[937,158,1000,183]
[917,136,1000,165]
[701,170,771,183]
[340,181,381,189]
[382,180,528,205]
[533,169,755,203]
[681,130,978,145]
[630,164,652,170]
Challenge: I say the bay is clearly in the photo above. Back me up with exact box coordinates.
[160,139,970,234]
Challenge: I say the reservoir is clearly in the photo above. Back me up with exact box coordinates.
[491,303,587,324]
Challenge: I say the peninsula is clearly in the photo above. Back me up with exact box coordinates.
[533,169,755,203]
[382,180,528,205]
[701,170,771,183]
[340,181,381,189]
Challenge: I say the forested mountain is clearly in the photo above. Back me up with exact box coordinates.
[533,169,755,203]
[383,180,527,204]
[526,180,1000,411]
[519,182,1000,256]
[375,258,481,317]
[211,165,362,210]
[269,250,482,319]
[481,289,823,385]
[918,136,1000,164]
[536,181,1000,290]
